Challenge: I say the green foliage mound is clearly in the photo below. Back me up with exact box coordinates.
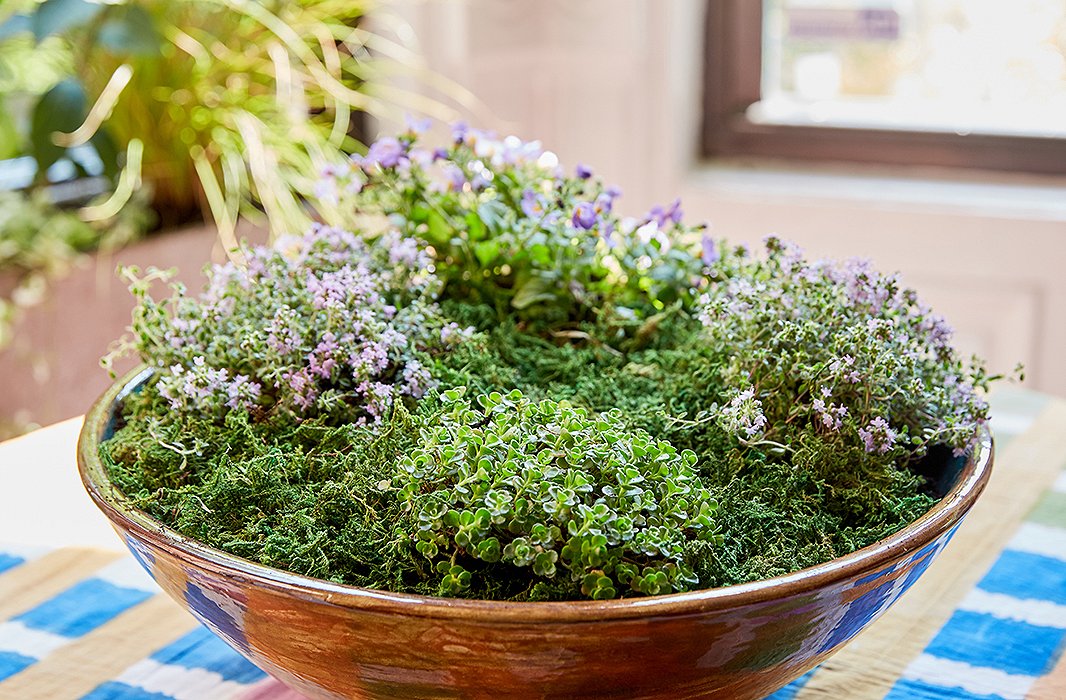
[396,387,721,599]
[100,125,1002,601]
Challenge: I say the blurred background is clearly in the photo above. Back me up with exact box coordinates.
[1,0,1064,437]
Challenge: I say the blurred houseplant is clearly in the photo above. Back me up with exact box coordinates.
[1,0,468,243]
[0,0,469,435]
[0,12,149,347]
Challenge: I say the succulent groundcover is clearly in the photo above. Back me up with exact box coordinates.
[101,122,998,601]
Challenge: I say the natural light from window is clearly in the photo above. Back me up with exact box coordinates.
[755,0,1066,137]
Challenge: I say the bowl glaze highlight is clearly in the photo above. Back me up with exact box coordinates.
[78,367,993,700]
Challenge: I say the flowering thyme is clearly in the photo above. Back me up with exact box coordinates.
[112,225,452,424]
[696,235,997,457]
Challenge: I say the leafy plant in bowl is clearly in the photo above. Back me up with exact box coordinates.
[79,123,999,699]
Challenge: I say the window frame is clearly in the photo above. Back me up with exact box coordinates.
[702,1,1066,176]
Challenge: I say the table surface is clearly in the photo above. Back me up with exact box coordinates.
[1,388,1065,700]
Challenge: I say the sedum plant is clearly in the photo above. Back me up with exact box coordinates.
[100,123,1006,601]
[396,387,721,599]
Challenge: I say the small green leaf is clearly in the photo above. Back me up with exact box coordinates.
[472,239,499,267]
[0,95,19,159]
[511,274,556,310]
[475,537,501,563]
[528,243,552,266]
[465,211,486,241]
[97,5,161,56]
[32,0,102,40]
[30,79,87,176]
[477,199,509,232]
[89,128,120,180]
[424,210,450,245]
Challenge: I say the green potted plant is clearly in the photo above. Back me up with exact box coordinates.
[79,123,1000,699]
[1,0,468,238]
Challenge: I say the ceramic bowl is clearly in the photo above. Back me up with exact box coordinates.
[78,367,994,700]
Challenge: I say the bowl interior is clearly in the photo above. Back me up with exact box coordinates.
[78,366,995,622]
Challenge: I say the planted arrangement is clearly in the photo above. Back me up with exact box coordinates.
[100,123,999,601]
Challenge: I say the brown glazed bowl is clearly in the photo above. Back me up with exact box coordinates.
[79,367,994,700]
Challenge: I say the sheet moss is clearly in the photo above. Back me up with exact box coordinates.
[102,302,938,599]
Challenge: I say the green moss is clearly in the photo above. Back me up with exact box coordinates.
[102,301,939,599]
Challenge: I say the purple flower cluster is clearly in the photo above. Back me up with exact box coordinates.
[717,387,768,439]
[158,358,262,413]
[647,199,683,228]
[141,224,454,425]
[319,121,714,324]
[361,137,409,171]
[858,417,897,454]
[695,236,994,458]
[812,387,848,431]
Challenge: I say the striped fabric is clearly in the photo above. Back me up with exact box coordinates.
[0,549,294,700]
[884,481,1066,700]
[0,388,1063,700]
[0,559,155,683]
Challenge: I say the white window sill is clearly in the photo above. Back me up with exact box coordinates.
[685,161,1066,222]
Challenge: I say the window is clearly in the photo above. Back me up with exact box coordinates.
[703,1,1066,174]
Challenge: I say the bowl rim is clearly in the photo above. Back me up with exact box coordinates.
[78,365,994,624]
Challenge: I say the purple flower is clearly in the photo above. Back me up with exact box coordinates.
[409,148,434,168]
[314,178,339,206]
[858,417,897,454]
[571,202,598,230]
[359,381,394,422]
[451,121,469,144]
[599,220,617,249]
[441,163,467,192]
[401,359,435,398]
[307,332,341,379]
[225,374,261,410]
[284,368,318,410]
[470,167,492,190]
[349,339,391,376]
[363,137,408,170]
[495,135,542,165]
[521,189,547,218]
[830,355,860,383]
[575,163,593,179]
[387,235,421,266]
[719,386,768,438]
[813,394,847,431]
[404,114,431,135]
[700,233,719,266]
[922,312,954,349]
[648,198,683,227]
[306,266,376,311]
[440,322,475,344]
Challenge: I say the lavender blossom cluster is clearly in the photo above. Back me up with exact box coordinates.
[698,236,995,457]
[123,225,462,425]
[316,118,716,324]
